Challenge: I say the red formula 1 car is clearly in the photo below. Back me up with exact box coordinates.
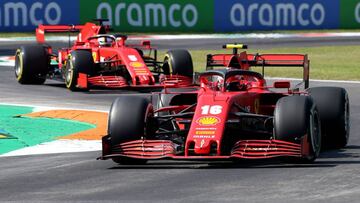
[14,20,193,91]
[100,44,350,165]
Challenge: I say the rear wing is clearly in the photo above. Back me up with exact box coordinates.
[36,22,110,45]
[36,24,85,43]
[206,44,310,88]
[247,54,310,88]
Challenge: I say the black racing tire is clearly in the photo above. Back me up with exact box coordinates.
[14,45,49,84]
[274,96,321,162]
[64,50,94,91]
[108,96,156,165]
[162,49,194,78]
[308,87,350,149]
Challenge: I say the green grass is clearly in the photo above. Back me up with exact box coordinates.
[159,46,360,81]
[0,32,34,37]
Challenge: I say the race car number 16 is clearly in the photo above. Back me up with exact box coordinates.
[201,105,222,115]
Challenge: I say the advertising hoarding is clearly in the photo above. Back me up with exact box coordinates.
[0,0,79,32]
[80,0,213,32]
[214,0,340,31]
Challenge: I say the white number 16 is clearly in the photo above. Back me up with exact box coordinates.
[201,105,222,115]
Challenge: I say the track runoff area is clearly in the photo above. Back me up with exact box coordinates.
[1,32,360,156]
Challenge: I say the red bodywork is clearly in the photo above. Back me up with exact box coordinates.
[100,47,313,162]
[36,22,192,89]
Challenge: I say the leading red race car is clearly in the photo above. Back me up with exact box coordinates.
[99,44,350,165]
[14,19,193,91]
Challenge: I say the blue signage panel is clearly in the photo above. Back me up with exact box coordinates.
[214,0,340,32]
[0,0,79,32]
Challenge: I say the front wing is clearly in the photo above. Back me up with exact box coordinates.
[99,136,311,161]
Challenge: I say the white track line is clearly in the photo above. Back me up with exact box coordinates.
[0,61,14,66]
[0,102,108,113]
[1,140,101,157]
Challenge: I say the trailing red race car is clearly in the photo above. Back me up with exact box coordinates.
[99,44,350,165]
[14,19,193,91]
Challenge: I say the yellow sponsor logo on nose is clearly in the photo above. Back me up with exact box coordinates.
[130,62,144,68]
[196,116,220,126]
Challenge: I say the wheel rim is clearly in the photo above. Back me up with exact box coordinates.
[15,53,22,78]
[310,111,321,155]
[65,62,73,86]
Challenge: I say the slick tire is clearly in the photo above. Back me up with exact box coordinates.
[308,87,350,149]
[274,96,321,163]
[108,96,156,165]
[162,49,194,78]
[65,50,94,91]
[15,45,49,84]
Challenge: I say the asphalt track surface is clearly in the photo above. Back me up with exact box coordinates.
[0,37,360,202]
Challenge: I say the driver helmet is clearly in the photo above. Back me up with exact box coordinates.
[211,75,224,90]
[98,37,112,47]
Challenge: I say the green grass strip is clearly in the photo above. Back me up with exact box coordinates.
[0,105,95,155]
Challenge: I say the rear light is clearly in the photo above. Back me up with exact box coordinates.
[273,81,290,89]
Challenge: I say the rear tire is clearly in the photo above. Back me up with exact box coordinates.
[108,96,156,165]
[308,87,350,149]
[274,96,321,163]
[14,45,49,84]
[65,50,94,91]
[162,49,193,78]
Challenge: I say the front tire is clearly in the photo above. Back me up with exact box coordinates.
[108,96,155,165]
[274,96,321,162]
[15,45,49,84]
[65,50,94,91]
